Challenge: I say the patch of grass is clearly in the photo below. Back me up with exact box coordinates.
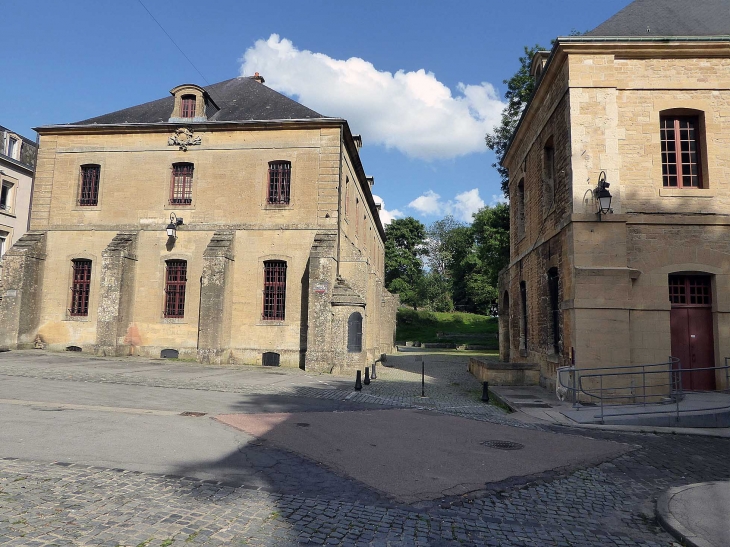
[396,308,498,346]
[160,539,174,547]
[136,539,153,547]
[185,531,199,542]
[11,519,27,525]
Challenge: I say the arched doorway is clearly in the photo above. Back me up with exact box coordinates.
[669,274,716,391]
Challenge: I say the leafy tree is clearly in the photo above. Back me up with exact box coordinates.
[418,271,453,313]
[471,203,511,289]
[485,44,545,197]
[425,216,465,276]
[384,217,427,308]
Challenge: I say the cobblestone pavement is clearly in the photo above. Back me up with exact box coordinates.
[0,351,532,428]
[1,351,729,545]
[1,430,729,546]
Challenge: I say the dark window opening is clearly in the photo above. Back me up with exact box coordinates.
[520,281,528,351]
[262,352,281,366]
[0,183,10,211]
[669,275,711,307]
[180,95,196,118]
[263,260,287,320]
[268,161,291,205]
[543,139,555,209]
[348,312,363,353]
[79,164,100,206]
[661,115,702,188]
[548,268,560,354]
[70,259,92,316]
[516,179,525,238]
[164,260,187,318]
[170,163,194,205]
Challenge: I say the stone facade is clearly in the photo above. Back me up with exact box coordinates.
[499,38,730,394]
[0,79,397,371]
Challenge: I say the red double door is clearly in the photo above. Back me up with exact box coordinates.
[669,275,716,391]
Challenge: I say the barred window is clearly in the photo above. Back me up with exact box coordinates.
[660,115,702,188]
[70,259,92,316]
[180,95,196,118]
[170,163,194,205]
[669,275,711,307]
[263,260,287,320]
[267,161,291,205]
[79,164,100,206]
[164,260,187,318]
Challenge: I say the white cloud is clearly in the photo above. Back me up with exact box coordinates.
[240,35,505,160]
[372,194,403,225]
[490,193,509,206]
[408,188,485,222]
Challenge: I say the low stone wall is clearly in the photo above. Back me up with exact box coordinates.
[468,357,540,386]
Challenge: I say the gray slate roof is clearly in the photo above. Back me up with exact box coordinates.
[586,0,730,37]
[72,76,326,125]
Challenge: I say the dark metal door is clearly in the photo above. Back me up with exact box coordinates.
[669,275,716,391]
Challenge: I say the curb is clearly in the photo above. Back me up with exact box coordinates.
[656,483,720,547]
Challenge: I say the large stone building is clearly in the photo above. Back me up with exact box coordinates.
[0,75,398,371]
[498,0,730,393]
[0,125,37,257]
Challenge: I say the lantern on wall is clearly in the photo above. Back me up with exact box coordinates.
[595,171,612,216]
[166,212,183,239]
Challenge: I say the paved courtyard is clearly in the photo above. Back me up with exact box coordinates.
[0,350,728,546]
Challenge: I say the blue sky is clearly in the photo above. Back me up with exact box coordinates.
[2,0,632,225]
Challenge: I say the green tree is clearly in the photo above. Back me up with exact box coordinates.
[384,217,427,308]
[471,202,511,289]
[485,44,544,197]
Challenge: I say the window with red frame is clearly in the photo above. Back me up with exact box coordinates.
[180,95,196,118]
[263,260,287,320]
[79,164,100,206]
[660,116,702,188]
[170,163,194,205]
[267,161,291,204]
[164,260,187,318]
[70,259,92,316]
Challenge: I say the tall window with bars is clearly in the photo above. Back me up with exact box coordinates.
[267,161,291,205]
[79,165,100,206]
[263,260,287,320]
[180,95,196,118]
[660,115,702,188]
[70,259,92,316]
[164,260,187,318]
[170,163,194,205]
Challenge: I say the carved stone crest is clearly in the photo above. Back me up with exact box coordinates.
[168,127,201,151]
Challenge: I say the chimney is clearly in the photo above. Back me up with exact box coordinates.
[252,72,265,84]
[352,135,362,149]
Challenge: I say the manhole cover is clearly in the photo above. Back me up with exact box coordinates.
[481,440,524,450]
[296,423,310,427]
[180,411,206,417]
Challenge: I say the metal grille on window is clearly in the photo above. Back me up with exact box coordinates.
[267,161,291,205]
[347,312,363,353]
[263,260,286,320]
[70,259,92,316]
[661,116,700,188]
[164,260,187,318]
[170,163,193,205]
[79,165,100,206]
[181,95,196,118]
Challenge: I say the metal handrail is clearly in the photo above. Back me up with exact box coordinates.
[558,357,730,423]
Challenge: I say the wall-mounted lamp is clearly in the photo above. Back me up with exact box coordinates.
[595,171,612,217]
[166,212,183,239]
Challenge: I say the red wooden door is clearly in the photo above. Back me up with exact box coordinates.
[669,275,716,391]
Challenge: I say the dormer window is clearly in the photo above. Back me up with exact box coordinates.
[168,84,218,122]
[180,95,196,119]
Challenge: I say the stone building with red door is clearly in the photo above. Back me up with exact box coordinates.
[498,0,730,395]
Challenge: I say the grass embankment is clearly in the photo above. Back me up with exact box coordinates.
[396,308,498,348]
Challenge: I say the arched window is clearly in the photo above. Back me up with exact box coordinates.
[180,95,196,118]
[520,281,528,351]
[170,163,194,205]
[164,260,187,318]
[347,312,363,353]
[268,161,291,204]
[516,179,525,238]
[548,268,560,354]
[263,260,287,320]
[70,259,92,316]
[543,137,555,211]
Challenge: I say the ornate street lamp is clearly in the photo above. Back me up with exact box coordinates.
[595,171,612,216]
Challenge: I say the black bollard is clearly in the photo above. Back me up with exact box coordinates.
[364,367,371,385]
[371,360,377,380]
[355,370,362,391]
[481,381,490,402]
